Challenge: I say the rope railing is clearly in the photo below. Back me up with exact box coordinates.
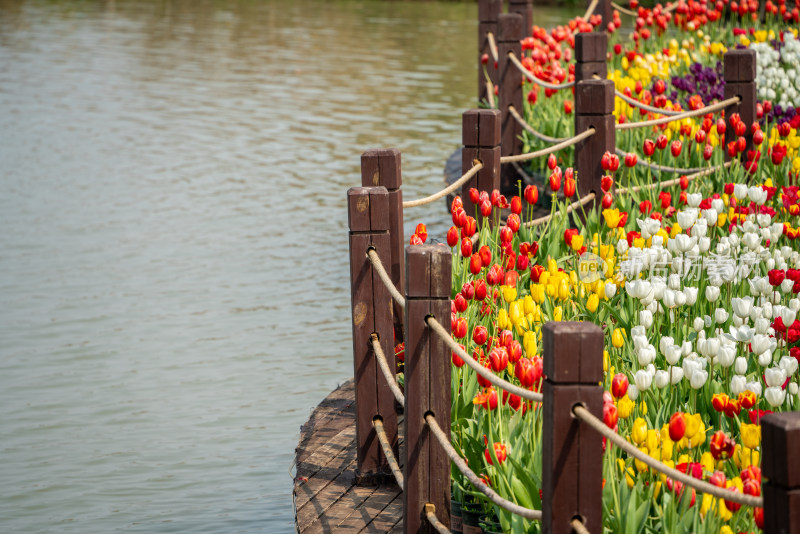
[486,80,496,108]
[611,1,638,16]
[583,0,601,21]
[509,105,568,144]
[486,31,499,64]
[523,192,596,228]
[373,417,404,490]
[426,316,545,403]
[615,89,683,116]
[370,334,406,405]
[367,249,406,308]
[615,160,732,194]
[572,518,591,534]
[614,147,707,174]
[616,96,739,131]
[425,413,544,520]
[402,160,484,208]
[508,53,575,90]
[501,128,595,164]
[423,504,451,534]
[572,405,764,508]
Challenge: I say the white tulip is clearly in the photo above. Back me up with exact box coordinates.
[732,297,754,318]
[667,274,681,290]
[663,289,677,308]
[765,367,787,387]
[751,334,771,355]
[660,336,674,354]
[687,193,702,208]
[757,213,772,228]
[703,337,721,358]
[742,232,761,251]
[733,314,745,327]
[693,317,705,332]
[790,382,799,396]
[682,341,692,356]
[734,183,748,199]
[652,235,664,248]
[782,278,796,294]
[715,308,729,324]
[664,344,682,365]
[677,209,698,229]
[605,282,617,299]
[683,358,700,382]
[633,335,649,351]
[617,239,629,255]
[631,325,646,339]
[781,306,797,327]
[640,310,653,329]
[637,344,656,366]
[634,369,653,391]
[652,278,666,300]
[690,369,708,389]
[698,237,711,253]
[765,386,787,407]
[705,286,720,303]
[759,350,774,367]
[779,356,799,377]
[693,217,708,237]
[702,208,718,226]
[669,366,684,384]
[735,356,748,375]
[717,345,736,367]
[731,375,747,396]
[655,370,670,388]
[627,383,639,401]
[791,298,800,311]
[745,381,763,396]
[763,301,773,319]
[675,291,687,307]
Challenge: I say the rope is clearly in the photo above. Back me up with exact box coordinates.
[614,147,707,174]
[487,80,496,108]
[424,504,451,534]
[425,413,543,520]
[523,192,596,228]
[664,1,679,12]
[501,129,595,164]
[615,89,683,116]
[572,405,763,508]
[616,96,739,131]
[426,316,544,403]
[611,1,638,16]
[508,53,575,90]
[583,0,601,20]
[572,518,591,534]
[403,161,484,208]
[615,160,731,194]
[486,32,499,64]
[371,334,406,405]
[373,417,404,490]
[509,106,567,144]
[367,249,406,308]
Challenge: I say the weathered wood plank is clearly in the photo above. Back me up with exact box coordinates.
[361,494,403,533]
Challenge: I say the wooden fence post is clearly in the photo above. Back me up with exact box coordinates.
[478,0,502,106]
[403,244,452,533]
[348,186,399,481]
[587,0,613,29]
[761,412,800,533]
[361,149,405,343]
[575,79,615,200]
[723,49,757,162]
[497,12,524,191]
[574,32,607,85]
[508,0,533,36]
[541,322,604,534]
[462,109,501,223]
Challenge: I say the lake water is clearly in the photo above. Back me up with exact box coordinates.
[0,1,573,532]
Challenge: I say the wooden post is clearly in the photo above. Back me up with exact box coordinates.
[462,109,501,222]
[508,0,533,36]
[723,49,757,162]
[478,0,502,106]
[403,244,452,534]
[761,412,800,533]
[575,79,615,199]
[348,186,398,480]
[587,0,613,29]
[361,149,405,343]
[497,13,524,191]
[541,322,604,534]
[574,32,607,85]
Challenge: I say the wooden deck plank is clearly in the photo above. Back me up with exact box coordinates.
[295,379,404,534]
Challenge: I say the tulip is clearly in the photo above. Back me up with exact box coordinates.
[669,412,686,441]
[601,175,614,192]
[765,386,786,407]
[473,325,488,346]
[634,369,652,391]
[549,171,561,192]
[564,177,576,198]
[603,403,618,429]
[631,417,648,445]
[524,184,538,205]
[484,442,507,465]
[643,139,655,156]
[460,237,473,258]
[670,140,682,157]
[625,152,638,167]
[489,347,509,372]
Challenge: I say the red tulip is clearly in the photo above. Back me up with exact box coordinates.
[454,293,468,313]
[669,412,686,441]
[473,325,488,346]
[524,184,539,205]
[410,234,424,245]
[716,118,726,135]
[469,188,481,205]
[654,79,666,95]
[643,139,655,156]
[463,216,477,239]
[479,245,492,267]
[601,175,614,192]
[447,226,459,247]
[611,373,628,398]
[695,129,707,144]
[625,152,638,167]
[549,171,561,192]
[510,196,522,215]
[639,200,652,214]
[602,192,613,208]
[507,213,521,232]
[460,237,473,257]
[656,134,668,150]
[547,153,557,170]
[754,129,764,145]
[507,340,522,364]
[564,100,573,114]
[415,223,427,243]
[469,253,482,275]
[452,207,467,227]
[452,317,468,338]
[473,279,487,301]
[709,430,735,459]
[603,403,618,429]
[489,346,509,372]
[670,140,682,158]
[484,442,507,465]
[703,144,714,161]
[452,343,465,367]
[480,199,492,217]
[564,177,576,198]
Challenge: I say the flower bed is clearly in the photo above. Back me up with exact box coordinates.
[405,2,800,531]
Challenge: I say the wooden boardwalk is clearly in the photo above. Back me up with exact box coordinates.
[293,380,404,533]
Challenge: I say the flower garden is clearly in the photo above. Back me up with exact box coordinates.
[402,1,800,532]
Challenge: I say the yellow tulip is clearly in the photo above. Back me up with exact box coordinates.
[632,417,648,446]
[523,330,537,357]
[685,413,702,440]
[523,295,535,315]
[740,423,761,449]
[553,306,563,322]
[660,438,674,462]
[603,350,609,372]
[509,301,522,326]
[612,328,625,348]
[586,294,599,313]
[670,223,682,238]
[539,271,550,287]
[634,447,649,473]
[617,394,634,419]
[603,208,622,229]
[501,285,517,303]
[531,283,545,304]
[547,257,558,275]
[497,308,509,330]
[700,451,715,473]
[700,493,714,518]
[558,279,570,301]
[646,429,660,452]
[717,212,727,227]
